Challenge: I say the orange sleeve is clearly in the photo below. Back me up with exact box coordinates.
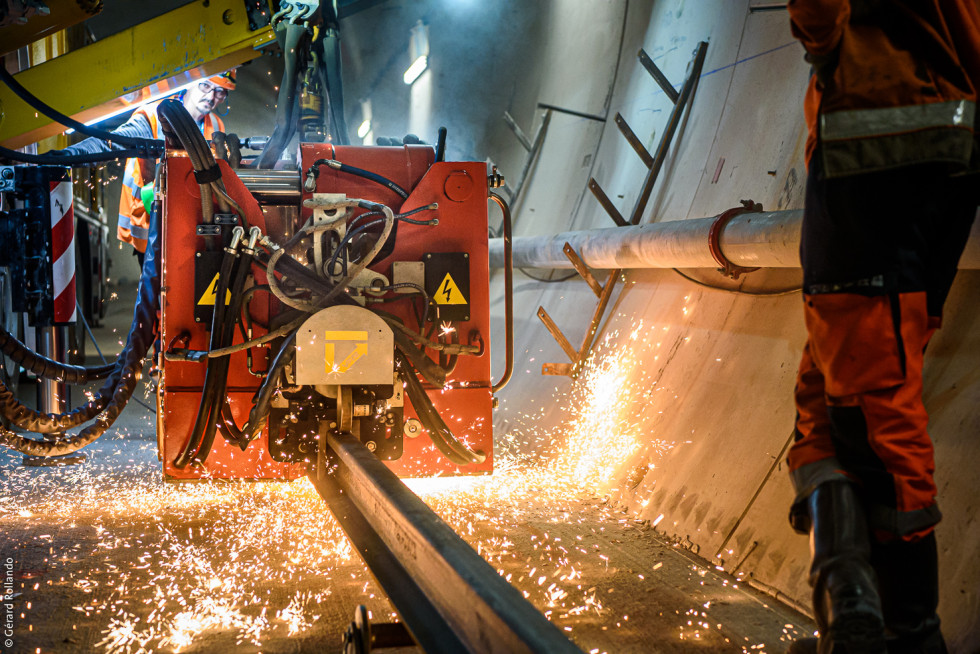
[788,0,851,56]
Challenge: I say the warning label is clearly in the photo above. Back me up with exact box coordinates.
[197,273,232,306]
[435,273,467,305]
[424,252,470,321]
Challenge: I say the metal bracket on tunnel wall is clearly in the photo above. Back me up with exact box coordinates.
[538,244,621,378]
[538,41,709,377]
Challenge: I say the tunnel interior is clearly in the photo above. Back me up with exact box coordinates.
[1,1,979,652]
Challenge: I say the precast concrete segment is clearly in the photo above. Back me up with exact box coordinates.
[489,210,980,270]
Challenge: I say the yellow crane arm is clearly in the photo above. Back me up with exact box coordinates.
[0,0,276,149]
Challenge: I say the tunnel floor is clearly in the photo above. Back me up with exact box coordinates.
[1,295,815,654]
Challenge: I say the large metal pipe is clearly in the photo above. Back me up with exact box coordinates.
[489,209,980,270]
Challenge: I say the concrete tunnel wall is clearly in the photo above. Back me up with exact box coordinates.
[478,2,980,651]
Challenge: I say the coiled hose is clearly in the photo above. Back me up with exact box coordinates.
[0,324,117,432]
[0,201,161,456]
[0,327,115,383]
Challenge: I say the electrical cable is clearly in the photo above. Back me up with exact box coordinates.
[266,248,319,311]
[392,330,448,387]
[377,312,478,355]
[76,299,108,365]
[0,375,109,433]
[0,145,151,166]
[315,203,395,307]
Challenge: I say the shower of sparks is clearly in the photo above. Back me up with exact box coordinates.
[0,323,806,653]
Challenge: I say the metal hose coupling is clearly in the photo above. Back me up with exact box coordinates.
[303,170,317,193]
[258,234,281,252]
[226,225,245,255]
[244,226,262,255]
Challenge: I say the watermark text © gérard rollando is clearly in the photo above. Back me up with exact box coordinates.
[3,557,13,650]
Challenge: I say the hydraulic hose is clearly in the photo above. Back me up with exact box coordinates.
[240,331,297,444]
[0,145,157,166]
[0,326,115,383]
[396,351,485,466]
[304,159,409,199]
[256,22,306,168]
[195,232,257,460]
[393,331,448,387]
[0,67,163,156]
[0,200,162,456]
[173,232,242,468]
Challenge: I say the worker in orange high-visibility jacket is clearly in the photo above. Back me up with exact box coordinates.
[784,3,980,654]
[54,70,236,264]
[119,71,235,262]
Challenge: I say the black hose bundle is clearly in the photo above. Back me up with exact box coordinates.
[256,22,307,168]
[173,233,246,468]
[0,200,162,456]
[395,351,485,466]
[238,331,297,444]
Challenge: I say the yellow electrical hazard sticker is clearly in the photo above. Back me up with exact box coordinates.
[197,273,232,306]
[324,330,368,373]
[435,273,467,305]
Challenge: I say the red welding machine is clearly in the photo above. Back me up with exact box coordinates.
[158,144,495,480]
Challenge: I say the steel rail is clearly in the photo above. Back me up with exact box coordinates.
[309,431,583,654]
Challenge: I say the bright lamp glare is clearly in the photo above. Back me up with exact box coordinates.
[357,119,371,139]
[403,56,428,85]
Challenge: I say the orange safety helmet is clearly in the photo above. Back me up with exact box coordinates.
[210,69,237,91]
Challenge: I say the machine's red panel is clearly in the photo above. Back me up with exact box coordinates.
[161,391,304,480]
[159,145,494,480]
[391,387,494,477]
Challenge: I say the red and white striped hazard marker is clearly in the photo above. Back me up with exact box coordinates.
[49,179,76,324]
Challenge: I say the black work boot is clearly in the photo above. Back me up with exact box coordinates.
[806,480,887,654]
[872,532,947,654]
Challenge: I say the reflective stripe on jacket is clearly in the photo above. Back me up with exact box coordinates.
[789,0,980,177]
[118,101,224,252]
